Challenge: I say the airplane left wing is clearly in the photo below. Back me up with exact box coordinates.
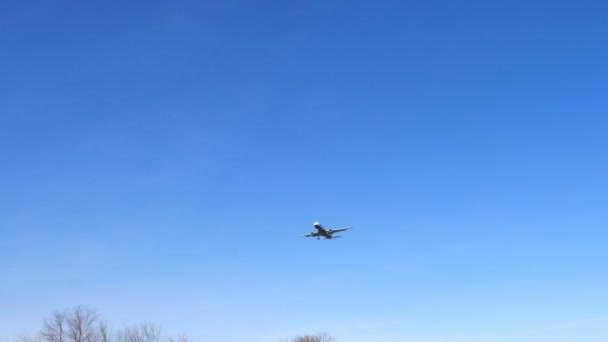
[329,227,352,233]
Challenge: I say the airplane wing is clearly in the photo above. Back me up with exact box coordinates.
[302,233,316,237]
[329,227,352,233]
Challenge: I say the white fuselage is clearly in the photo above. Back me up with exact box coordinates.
[313,221,325,231]
[313,221,333,238]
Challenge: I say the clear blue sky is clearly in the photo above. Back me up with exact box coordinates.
[1,1,607,341]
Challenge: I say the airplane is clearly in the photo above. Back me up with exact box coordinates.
[302,221,352,240]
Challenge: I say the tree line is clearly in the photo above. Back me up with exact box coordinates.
[282,332,335,342]
[13,306,335,342]
[15,306,188,342]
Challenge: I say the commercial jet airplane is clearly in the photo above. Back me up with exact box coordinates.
[302,221,352,240]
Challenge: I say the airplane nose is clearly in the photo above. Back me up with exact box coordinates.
[313,221,320,226]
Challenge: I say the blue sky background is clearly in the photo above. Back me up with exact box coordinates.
[1,1,607,341]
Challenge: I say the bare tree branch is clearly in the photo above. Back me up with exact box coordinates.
[40,311,66,342]
[66,306,99,342]
[140,322,161,342]
[97,321,112,342]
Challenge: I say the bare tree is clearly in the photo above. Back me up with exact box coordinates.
[66,306,99,342]
[40,310,67,342]
[26,306,190,342]
[176,335,190,342]
[97,321,112,342]
[116,326,137,342]
[139,323,161,342]
[292,336,317,342]
[315,332,334,342]
[292,332,334,342]
[116,322,162,342]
